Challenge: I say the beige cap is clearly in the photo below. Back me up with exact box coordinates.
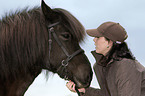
[86,21,128,43]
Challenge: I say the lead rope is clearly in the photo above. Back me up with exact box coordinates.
[75,86,81,96]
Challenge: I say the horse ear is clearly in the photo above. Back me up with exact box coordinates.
[41,0,57,22]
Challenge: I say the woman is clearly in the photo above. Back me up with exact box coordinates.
[66,21,145,96]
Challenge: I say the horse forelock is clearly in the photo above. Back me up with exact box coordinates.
[53,8,86,43]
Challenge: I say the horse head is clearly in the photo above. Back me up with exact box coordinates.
[41,0,93,88]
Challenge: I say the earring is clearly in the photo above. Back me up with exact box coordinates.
[107,46,109,48]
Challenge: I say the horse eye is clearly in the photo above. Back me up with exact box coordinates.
[61,32,71,40]
[63,34,70,38]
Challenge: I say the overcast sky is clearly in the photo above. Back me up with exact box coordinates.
[0,0,145,96]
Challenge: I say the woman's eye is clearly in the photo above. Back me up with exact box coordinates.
[95,36,99,38]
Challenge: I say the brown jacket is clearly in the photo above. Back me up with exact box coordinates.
[82,51,145,96]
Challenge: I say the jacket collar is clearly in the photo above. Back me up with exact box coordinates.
[91,50,122,67]
[91,50,102,63]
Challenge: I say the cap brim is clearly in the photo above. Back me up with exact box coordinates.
[86,29,102,37]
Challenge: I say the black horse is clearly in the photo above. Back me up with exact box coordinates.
[0,0,92,96]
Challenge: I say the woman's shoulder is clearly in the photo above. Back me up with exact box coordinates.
[115,58,145,72]
[119,58,134,63]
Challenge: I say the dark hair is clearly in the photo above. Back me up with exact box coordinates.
[98,38,135,67]
[111,42,135,59]
[105,37,135,59]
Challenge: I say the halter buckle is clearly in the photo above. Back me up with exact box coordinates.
[61,60,68,67]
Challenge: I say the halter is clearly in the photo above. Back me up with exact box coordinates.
[47,22,84,79]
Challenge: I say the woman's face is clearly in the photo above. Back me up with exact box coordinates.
[93,37,112,56]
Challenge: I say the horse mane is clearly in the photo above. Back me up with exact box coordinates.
[0,6,85,80]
